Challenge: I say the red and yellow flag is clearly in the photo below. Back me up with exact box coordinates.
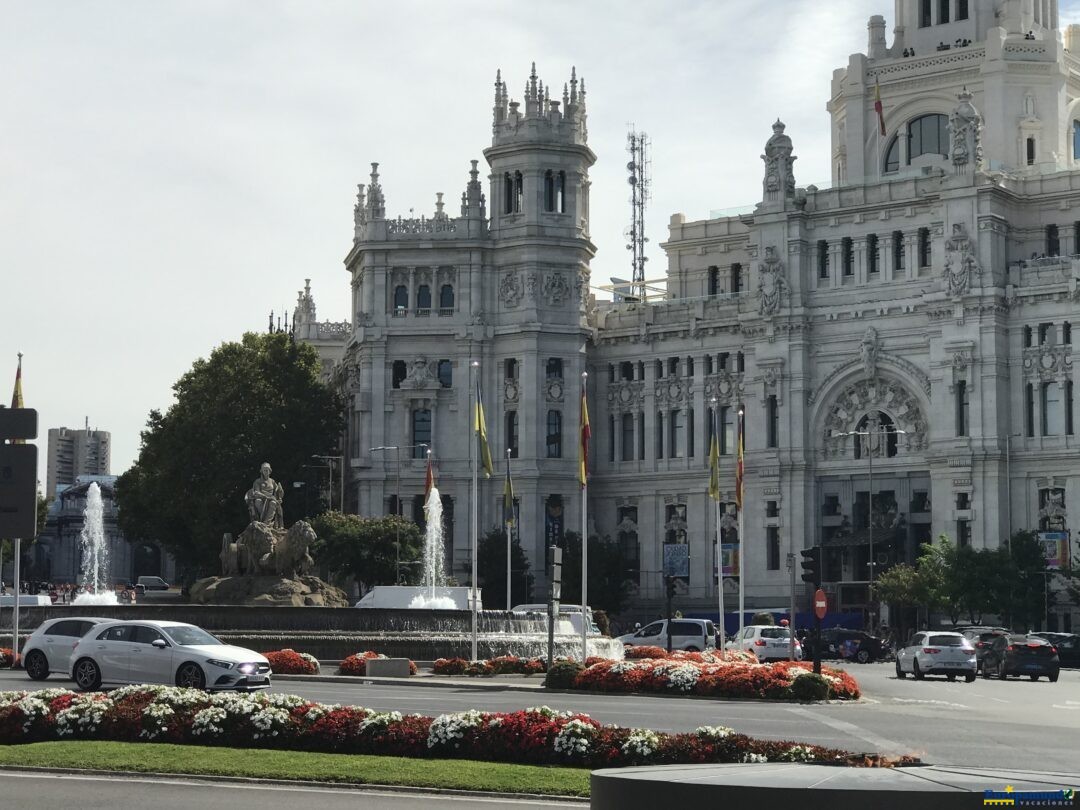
[734,408,744,511]
[10,354,24,445]
[874,80,886,136]
[578,387,591,487]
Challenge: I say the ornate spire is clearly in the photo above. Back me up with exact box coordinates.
[366,162,385,220]
[569,66,578,104]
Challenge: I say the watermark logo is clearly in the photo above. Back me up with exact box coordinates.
[983,785,1075,806]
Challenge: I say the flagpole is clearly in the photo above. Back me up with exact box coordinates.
[710,399,725,651]
[470,360,480,661]
[580,370,589,664]
[505,448,512,612]
[737,406,745,638]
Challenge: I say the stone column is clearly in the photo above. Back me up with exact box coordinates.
[830,241,844,288]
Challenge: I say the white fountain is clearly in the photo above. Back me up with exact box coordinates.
[73,482,118,606]
[407,486,458,610]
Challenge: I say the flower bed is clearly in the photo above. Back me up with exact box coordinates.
[0,649,15,669]
[433,656,546,677]
[339,652,417,676]
[263,650,320,675]
[571,658,859,701]
[0,687,911,768]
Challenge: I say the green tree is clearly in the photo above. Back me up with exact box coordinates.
[557,532,629,615]
[476,527,534,609]
[311,512,423,588]
[1004,530,1051,630]
[872,563,929,638]
[115,332,344,576]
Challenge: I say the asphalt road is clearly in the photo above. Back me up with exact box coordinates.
[0,771,578,810]
[2,663,1078,772]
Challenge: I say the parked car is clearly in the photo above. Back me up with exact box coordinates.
[961,629,1008,672]
[137,576,170,591]
[70,620,271,692]
[725,625,802,662]
[896,631,977,681]
[22,617,111,680]
[1031,633,1080,668]
[982,634,1060,681]
[804,628,885,663]
[618,619,716,652]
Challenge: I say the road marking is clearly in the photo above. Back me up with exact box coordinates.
[1051,704,1080,710]
[890,697,969,708]
[785,707,909,754]
[990,697,1010,704]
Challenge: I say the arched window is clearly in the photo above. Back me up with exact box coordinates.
[909,114,948,162]
[506,411,519,458]
[883,135,900,174]
[439,284,454,311]
[556,171,566,213]
[393,285,408,312]
[416,284,431,311]
[546,410,562,458]
[544,170,555,212]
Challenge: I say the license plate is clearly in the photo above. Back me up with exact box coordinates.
[247,676,267,683]
[944,662,961,667]
[1024,664,1041,670]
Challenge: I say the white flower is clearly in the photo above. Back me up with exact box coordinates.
[140,702,176,740]
[553,719,594,759]
[298,652,321,673]
[694,725,734,740]
[621,729,661,758]
[427,710,485,749]
[776,744,817,762]
[55,695,109,737]
[524,706,575,720]
[740,752,768,763]
[261,692,306,710]
[664,663,700,692]
[15,697,50,732]
[359,711,402,732]
[192,706,228,737]
[250,706,291,739]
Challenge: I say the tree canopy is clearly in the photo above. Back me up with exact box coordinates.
[476,527,533,609]
[557,532,629,615]
[311,511,423,588]
[115,332,344,576]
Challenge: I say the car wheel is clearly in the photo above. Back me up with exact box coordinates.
[1049,672,1059,683]
[856,649,871,664]
[73,658,102,692]
[176,662,206,690]
[1029,675,1039,681]
[685,647,699,653]
[24,650,49,681]
[998,660,1008,680]
[946,673,956,681]
[895,658,906,679]
[964,673,976,683]
[913,658,924,680]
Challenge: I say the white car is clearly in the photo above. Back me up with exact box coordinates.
[70,620,271,692]
[726,625,802,662]
[618,619,717,652]
[22,617,111,681]
[895,631,977,682]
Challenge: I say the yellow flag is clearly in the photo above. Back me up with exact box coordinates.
[474,380,493,478]
[708,419,720,502]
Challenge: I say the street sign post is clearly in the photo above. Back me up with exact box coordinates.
[814,589,828,620]
[812,588,827,675]
[547,545,562,667]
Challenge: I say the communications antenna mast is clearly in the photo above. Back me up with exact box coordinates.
[625,129,650,302]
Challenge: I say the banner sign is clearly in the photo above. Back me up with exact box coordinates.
[663,543,689,578]
[1039,531,1070,570]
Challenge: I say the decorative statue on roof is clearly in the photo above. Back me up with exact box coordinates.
[761,119,796,201]
[756,246,789,317]
[950,88,984,173]
[944,223,981,297]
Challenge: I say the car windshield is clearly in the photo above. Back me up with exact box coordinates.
[162,625,222,646]
[760,628,791,639]
[929,635,965,646]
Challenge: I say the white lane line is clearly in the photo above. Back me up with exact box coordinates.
[890,698,969,709]
[1051,704,1080,710]
[785,707,910,754]
[989,697,1010,704]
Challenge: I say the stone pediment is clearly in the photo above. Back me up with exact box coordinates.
[808,353,930,405]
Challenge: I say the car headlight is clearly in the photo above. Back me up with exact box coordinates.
[206,659,234,670]
[237,662,258,675]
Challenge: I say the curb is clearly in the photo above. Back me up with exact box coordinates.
[0,765,589,803]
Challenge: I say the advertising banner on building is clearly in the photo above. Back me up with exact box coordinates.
[663,542,689,578]
[1038,531,1070,570]
[721,543,740,577]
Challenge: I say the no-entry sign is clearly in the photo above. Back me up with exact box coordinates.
[814,588,827,620]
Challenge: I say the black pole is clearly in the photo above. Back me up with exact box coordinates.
[813,595,822,675]
[665,575,674,654]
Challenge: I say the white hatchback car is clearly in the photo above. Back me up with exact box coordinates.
[70,620,271,692]
[22,617,111,681]
[895,631,977,682]
[726,625,803,662]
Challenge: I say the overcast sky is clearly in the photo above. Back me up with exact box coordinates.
[5,1,1080,486]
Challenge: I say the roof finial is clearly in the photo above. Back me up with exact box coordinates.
[569,66,578,104]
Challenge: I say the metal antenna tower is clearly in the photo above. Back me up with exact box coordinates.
[625,128,650,302]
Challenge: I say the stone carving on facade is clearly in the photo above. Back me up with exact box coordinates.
[525,272,538,299]
[400,357,437,389]
[704,370,743,405]
[949,349,975,392]
[607,381,645,412]
[950,88,984,172]
[543,272,571,305]
[809,353,931,404]
[1039,488,1067,529]
[761,119,796,199]
[500,271,524,308]
[1022,345,1073,381]
[654,378,687,404]
[504,379,519,403]
[860,327,880,379]
[546,378,565,403]
[756,246,789,317]
[821,378,928,458]
[943,222,981,297]
[576,269,590,304]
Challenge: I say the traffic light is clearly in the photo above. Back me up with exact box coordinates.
[548,545,562,602]
[800,546,821,586]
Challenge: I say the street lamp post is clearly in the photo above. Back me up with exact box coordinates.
[311,454,344,512]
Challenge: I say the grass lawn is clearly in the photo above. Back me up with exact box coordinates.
[0,742,591,797]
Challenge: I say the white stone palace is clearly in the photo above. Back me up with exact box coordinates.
[296,0,1078,628]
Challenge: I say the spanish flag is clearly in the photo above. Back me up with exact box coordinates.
[424,453,436,499]
[503,459,515,528]
[474,380,494,478]
[734,409,745,511]
[578,386,590,487]
[708,410,720,502]
[874,80,886,137]
[10,354,24,445]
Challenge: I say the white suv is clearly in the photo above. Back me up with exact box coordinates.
[726,625,802,662]
[22,617,110,680]
[896,631,977,681]
[618,619,716,652]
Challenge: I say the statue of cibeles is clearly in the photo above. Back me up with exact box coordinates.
[245,462,285,529]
